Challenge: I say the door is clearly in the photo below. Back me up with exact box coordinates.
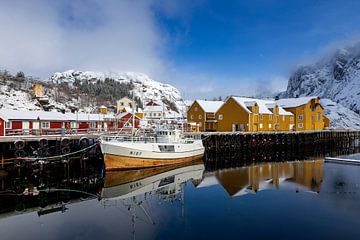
[23,121,30,135]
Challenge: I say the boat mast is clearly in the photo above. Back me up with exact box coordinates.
[132,94,136,138]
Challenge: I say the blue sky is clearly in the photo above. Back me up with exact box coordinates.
[1,0,360,99]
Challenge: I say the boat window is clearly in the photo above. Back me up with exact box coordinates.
[159,145,175,152]
[159,176,175,187]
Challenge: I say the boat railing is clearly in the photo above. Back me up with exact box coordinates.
[101,135,157,143]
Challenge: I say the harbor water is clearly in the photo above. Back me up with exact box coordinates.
[0,156,359,240]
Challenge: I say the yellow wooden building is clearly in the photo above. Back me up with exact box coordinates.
[276,96,325,131]
[187,100,224,132]
[215,97,294,132]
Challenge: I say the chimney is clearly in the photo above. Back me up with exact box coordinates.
[295,94,299,98]
[275,95,279,100]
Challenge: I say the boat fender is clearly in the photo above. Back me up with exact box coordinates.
[14,140,25,150]
[39,138,48,147]
[13,158,26,168]
[80,137,89,148]
[15,150,26,158]
[61,137,70,146]
[61,146,71,155]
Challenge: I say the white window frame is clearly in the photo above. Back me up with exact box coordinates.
[70,122,78,128]
[194,107,198,112]
[290,116,294,121]
[41,121,50,129]
[190,115,194,120]
[259,123,263,129]
[199,115,202,120]
[298,123,303,129]
[218,114,223,120]
[298,114,303,121]
[269,123,272,129]
[5,121,11,129]
[89,122,96,129]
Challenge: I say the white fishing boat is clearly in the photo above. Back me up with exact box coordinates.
[100,127,204,170]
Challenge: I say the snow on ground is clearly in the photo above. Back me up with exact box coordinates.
[50,70,186,113]
[0,85,41,111]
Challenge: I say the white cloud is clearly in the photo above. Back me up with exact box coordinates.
[0,0,168,80]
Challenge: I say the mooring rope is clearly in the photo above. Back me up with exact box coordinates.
[5,141,100,162]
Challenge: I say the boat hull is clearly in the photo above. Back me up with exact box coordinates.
[101,140,205,170]
[104,153,204,170]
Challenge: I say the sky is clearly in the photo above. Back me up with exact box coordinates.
[1,0,360,99]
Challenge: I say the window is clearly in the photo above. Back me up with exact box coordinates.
[194,107,198,112]
[120,102,124,106]
[312,115,315,121]
[41,121,50,129]
[158,113,161,116]
[5,121,11,129]
[290,116,294,121]
[259,123,263,129]
[282,116,285,121]
[70,122,78,128]
[218,114,223,120]
[89,122,96,129]
[190,115,194,120]
[298,115,303,121]
[260,114,263,120]
[298,123,303,128]
[269,124,272,128]
[318,112,321,120]
[269,115,272,120]
[199,115,202,120]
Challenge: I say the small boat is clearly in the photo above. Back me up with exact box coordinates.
[100,127,204,170]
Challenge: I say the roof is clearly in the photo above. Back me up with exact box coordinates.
[143,105,163,112]
[232,97,273,114]
[230,97,293,116]
[195,100,224,113]
[276,96,318,108]
[0,109,117,122]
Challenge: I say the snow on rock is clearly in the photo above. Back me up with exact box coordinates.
[281,42,360,114]
[321,99,360,129]
[0,85,42,111]
[50,70,186,112]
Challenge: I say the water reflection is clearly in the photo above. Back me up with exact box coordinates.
[200,160,324,196]
[0,157,360,240]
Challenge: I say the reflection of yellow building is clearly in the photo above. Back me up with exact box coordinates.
[277,97,325,131]
[33,83,44,98]
[215,160,324,196]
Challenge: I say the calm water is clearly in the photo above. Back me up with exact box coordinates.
[0,158,359,240]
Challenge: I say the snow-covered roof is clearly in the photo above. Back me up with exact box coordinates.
[230,97,293,116]
[276,96,318,108]
[195,100,224,113]
[143,105,163,112]
[0,109,117,122]
[232,97,273,114]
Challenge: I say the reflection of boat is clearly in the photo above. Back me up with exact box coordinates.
[100,128,204,170]
[102,161,205,200]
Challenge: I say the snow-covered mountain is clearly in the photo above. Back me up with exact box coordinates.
[320,99,360,129]
[280,42,360,129]
[281,42,360,114]
[50,70,186,112]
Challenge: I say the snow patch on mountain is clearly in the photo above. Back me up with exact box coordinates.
[281,42,360,114]
[321,99,360,129]
[50,70,186,112]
